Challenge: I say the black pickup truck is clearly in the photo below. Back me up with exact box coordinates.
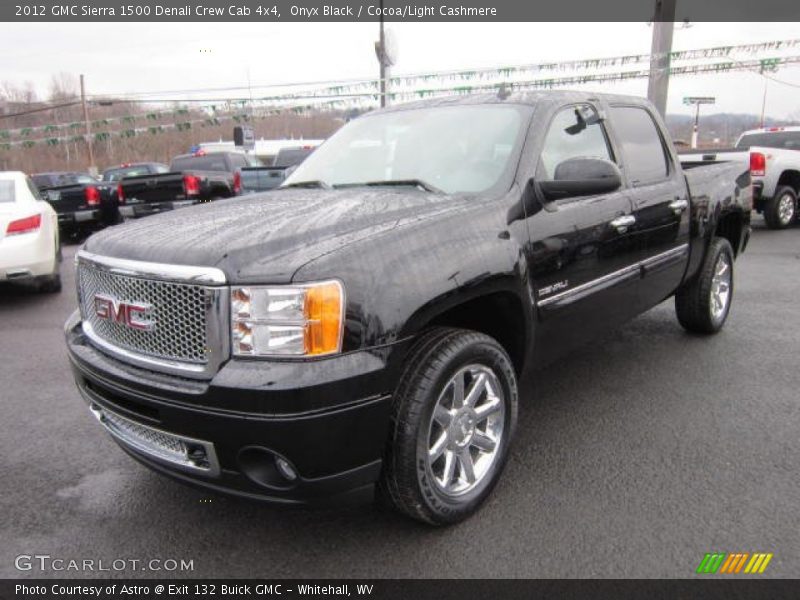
[32,171,118,238]
[117,151,257,219]
[65,92,751,525]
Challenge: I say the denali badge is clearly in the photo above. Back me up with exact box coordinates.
[94,294,154,331]
[538,280,569,297]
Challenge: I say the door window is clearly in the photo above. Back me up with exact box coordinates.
[609,106,670,185]
[539,105,613,180]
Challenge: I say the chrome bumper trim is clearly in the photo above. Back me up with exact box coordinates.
[77,249,227,285]
[87,400,220,478]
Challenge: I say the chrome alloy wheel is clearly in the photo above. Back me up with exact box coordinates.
[710,252,732,322]
[425,364,506,496]
[777,193,796,225]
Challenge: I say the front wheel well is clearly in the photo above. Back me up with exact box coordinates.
[425,292,527,375]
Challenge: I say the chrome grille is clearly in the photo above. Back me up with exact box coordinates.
[78,262,210,363]
[103,409,185,456]
[88,402,220,476]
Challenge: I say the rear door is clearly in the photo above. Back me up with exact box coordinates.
[526,102,640,348]
[606,104,690,308]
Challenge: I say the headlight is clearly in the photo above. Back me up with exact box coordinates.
[230,281,344,357]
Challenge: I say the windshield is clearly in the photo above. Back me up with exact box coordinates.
[103,164,167,181]
[736,131,800,150]
[33,173,95,187]
[171,154,229,172]
[283,105,527,194]
[273,147,313,168]
[0,180,14,203]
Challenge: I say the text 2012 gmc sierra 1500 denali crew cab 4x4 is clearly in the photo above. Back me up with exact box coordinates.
[65,92,751,525]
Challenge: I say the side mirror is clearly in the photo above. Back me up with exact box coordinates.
[538,157,622,202]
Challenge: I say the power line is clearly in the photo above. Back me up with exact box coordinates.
[0,100,82,119]
[86,38,800,102]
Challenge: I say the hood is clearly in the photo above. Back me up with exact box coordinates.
[84,188,475,283]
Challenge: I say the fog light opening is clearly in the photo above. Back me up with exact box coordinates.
[275,456,298,482]
[185,443,210,469]
[238,446,299,490]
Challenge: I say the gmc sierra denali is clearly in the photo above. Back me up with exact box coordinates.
[65,92,751,525]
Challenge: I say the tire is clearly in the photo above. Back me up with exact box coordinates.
[381,327,518,525]
[763,186,797,229]
[675,237,734,334]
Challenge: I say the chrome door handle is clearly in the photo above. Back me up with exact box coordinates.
[609,215,636,233]
[669,199,689,215]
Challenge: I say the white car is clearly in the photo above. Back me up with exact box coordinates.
[0,171,62,292]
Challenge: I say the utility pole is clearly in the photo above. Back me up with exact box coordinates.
[376,0,387,108]
[374,0,396,108]
[80,74,96,176]
[647,0,676,118]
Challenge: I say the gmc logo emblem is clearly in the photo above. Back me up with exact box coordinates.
[94,294,154,331]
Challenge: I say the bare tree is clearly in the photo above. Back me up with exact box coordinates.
[48,73,79,103]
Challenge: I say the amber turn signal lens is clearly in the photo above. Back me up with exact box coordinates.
[304,282,343,355]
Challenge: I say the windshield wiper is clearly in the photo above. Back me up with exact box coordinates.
[282,180,332,190]
[360,179,445,194]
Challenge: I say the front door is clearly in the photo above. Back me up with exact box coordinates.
[524,103,641,355]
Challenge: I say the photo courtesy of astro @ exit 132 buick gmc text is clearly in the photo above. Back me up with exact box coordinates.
[0,0,799,598]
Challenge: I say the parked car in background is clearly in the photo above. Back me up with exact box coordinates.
[32,171,118,239]
[101,162,169,182]
[1,171,61,292]
[680,126,800,229]
[66,92,751,525]
[237,145,315,195]
[117,150,260,218]
[273,145,315,170]
[237,166,289,194]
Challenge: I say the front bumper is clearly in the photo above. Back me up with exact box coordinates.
[65,313,404,505]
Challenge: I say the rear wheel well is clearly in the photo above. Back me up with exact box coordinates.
[777,170,800,194]
[426,292,527,375]
[715,211,744,257]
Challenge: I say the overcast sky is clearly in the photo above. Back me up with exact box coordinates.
[1,22,799,118]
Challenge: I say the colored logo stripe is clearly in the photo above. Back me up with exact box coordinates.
[719,553,749,573]
[744,553,773,574]
[697,553,773,574]
[697,553,726,574]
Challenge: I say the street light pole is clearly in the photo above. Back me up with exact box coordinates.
[647,0,676,118]
[683,96,715,149]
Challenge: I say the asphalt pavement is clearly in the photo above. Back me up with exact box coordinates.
[1,216,798,579]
